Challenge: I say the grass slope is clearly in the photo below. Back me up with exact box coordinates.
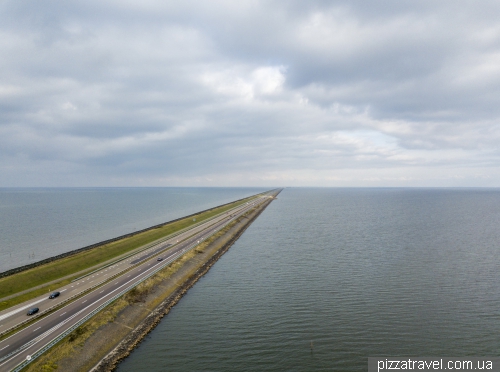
[0,195,256,312]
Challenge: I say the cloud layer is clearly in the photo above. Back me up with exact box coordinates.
[2,0,500,186]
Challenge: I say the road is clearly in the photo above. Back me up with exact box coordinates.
[0,198,256,333]
[0,192,276,371]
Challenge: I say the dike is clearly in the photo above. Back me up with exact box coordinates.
[22,191,280,372]
[91,197,273,371]
[0,193,262,280]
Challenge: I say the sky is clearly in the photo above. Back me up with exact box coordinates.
[1,0,500,187]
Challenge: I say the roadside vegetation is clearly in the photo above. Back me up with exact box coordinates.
[0,195,258,312]
[21,207,255,372]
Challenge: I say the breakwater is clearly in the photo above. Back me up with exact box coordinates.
[0,193,262,280]
[92,194,277,371]
[22,190,280,372]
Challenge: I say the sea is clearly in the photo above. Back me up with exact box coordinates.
[3,188,500,371]
[0,187,267,273]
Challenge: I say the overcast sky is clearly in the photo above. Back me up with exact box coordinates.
[2,0,500,187]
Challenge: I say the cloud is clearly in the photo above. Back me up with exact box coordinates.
[1,0,500,186]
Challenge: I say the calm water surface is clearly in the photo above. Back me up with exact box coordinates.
[0,187,266,273]
[116,188,500,371]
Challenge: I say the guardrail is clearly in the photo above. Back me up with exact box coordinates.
[69,200,250,282]
[10,201,262,371]
[0,192,268,280]
[0,202,252,338]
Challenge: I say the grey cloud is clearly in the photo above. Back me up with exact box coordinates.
[1,0,500,186]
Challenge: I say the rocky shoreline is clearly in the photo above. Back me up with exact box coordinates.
[89,196,273,371]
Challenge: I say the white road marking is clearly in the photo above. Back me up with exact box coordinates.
[33,327,41,332]
[59,312,66,317]
[0,297,46,322]
[0,212,240,338]
[0,345,9,351]
[82,300,87,304]
[0,266,161,359]
[61,289,67,292]
[100,290,104,293]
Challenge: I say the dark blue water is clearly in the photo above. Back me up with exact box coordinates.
[116,188,500,371]
[0,187,267,273]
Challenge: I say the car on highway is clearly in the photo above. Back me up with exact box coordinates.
[157,257,163,261]
[27,307,39,316]
[49,291,60,299]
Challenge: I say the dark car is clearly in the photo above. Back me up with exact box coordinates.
[27,307,39,316]
[157,257,163,261]
[49,291,60,299]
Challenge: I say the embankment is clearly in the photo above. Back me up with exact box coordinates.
[23,191,279,372]
[0,192,267,312]
[0,193,261,280]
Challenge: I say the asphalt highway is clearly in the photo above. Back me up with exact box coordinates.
[0,194,274,371]
[0,199,258,334]
[129,244,171,264]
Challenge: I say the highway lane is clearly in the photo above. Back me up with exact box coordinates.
[0,195,273,371]
[129,244,171,264]
[0,198,260,334]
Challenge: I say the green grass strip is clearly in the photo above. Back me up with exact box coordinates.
[0,195,257,312]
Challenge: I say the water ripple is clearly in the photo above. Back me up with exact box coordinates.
[118,188,500,371]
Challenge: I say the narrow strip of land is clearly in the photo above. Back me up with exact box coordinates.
[0,198,257,338]
[0,193,260,313]
[0,190,280,371]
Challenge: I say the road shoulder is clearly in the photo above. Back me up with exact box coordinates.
[22,197,274,372]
